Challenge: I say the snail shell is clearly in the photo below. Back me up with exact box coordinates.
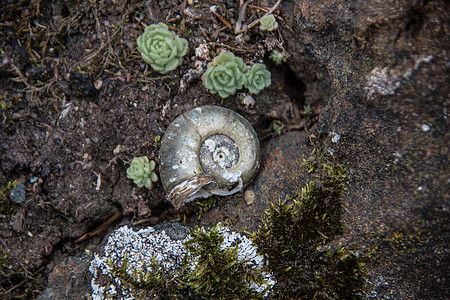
[159,105,260,209]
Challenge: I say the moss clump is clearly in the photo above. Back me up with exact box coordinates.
[184,225,268,300]
[252,152,366,298]
[0,249,9,272]
[109,254,186,299]
[103,225,271,300]
[0,181,16,216]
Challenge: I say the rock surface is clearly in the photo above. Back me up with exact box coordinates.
[280,1,449,298]
[38,254,91,300]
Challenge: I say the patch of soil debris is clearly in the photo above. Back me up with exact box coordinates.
[0,0,312,297]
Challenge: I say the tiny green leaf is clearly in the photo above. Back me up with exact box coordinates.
[269,50,288,65]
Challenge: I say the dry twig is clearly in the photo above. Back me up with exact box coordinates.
[75,211,123,243]
[235,0,282,35]
[210,6,233,31]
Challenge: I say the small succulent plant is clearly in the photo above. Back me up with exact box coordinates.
[137,23,188,74]
[260,14,278,31]
[269,50,288,65]
[202,52,249,98]
[244,63,271,94]
[126,156,158,189]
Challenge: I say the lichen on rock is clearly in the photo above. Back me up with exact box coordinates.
[89,223,275,299]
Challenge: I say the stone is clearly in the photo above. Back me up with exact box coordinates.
[279,1,449,298]
[38,254,91,300]
[9,183,25,205]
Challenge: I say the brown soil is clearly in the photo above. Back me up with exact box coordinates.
[0,0,309,297]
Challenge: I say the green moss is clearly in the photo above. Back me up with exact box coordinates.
[317,245,366,299]
[304,104,311,114]
[106,225,269,300]
[0,249,9,272]
[184,225,267,300]
[272,122,283,135]
[109,254,185,299]
[195,196,220,221]
[252,152,366,298]
[0,180,16,216]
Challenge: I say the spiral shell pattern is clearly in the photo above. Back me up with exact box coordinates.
[159,106,260,209]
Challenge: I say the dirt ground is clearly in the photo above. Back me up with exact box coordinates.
[0,0,313,297]
[1,0,448,299]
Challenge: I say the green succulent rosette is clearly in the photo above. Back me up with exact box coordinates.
[137,23,188,74]
[269,50,287,65]
[244,63,271,94]
[202,52,249,98]
[260,14,278,31]
[126,156,159,189]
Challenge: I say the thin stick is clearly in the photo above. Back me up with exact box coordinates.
[235,0,282,35]
[248,4,283,20]
[75,211,123,243]
[235,0,253,34]
[210,7,233,31]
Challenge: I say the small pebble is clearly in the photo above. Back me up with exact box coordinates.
[94,79,103,90]
[244,189,256,205]
[242,94,255,108]
[421,124,431,132]
[9,183,25,205]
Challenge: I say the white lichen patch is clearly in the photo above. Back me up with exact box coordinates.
[365,67,401,98]
[187,139,198,149]
[89,224,275,299]
[89,226,188,299]
[330,131,341,143]
[215,225,276,296]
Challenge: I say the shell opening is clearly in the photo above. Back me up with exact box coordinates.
[168,177,245,210]
[168,174,215,209]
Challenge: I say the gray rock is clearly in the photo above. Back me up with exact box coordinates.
[278,1,449,298]
[9,183,25,205]
[38,254,91,300]
[152,222,191,240]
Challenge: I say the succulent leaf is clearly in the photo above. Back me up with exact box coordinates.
[244,63,271,94]
[137,23,188,74]
[126,156,159,190]
[269,50,288,65]
[260,14,278,31]
[202,52,248,98]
